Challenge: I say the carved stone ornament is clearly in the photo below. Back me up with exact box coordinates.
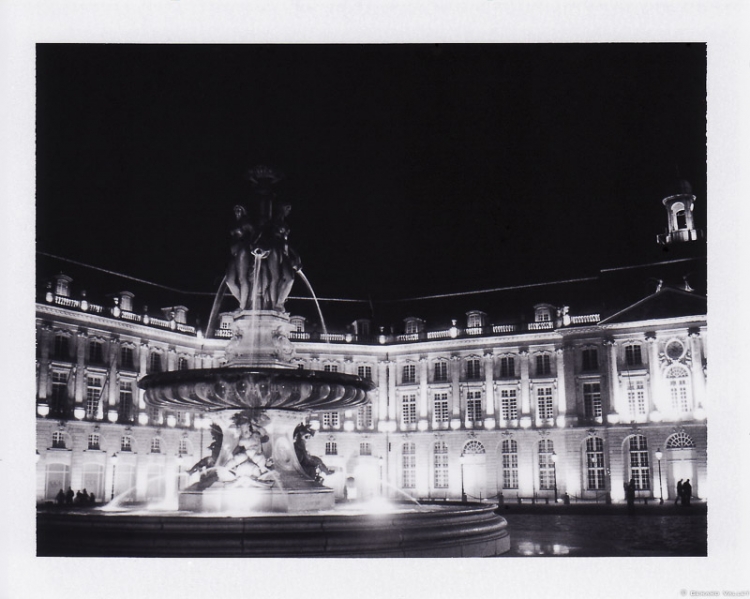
[537,430,550,438]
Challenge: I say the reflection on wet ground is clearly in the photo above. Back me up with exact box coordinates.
[503,510,707,557]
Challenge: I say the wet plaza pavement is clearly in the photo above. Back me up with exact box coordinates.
[500,503,707,557]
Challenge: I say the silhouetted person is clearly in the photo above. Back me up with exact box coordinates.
[55,489,65,505]
[89,492,96,505]
[65,487,74,505]
[626,478,636,513]
[682,479,692,506]
[675,479,683,506]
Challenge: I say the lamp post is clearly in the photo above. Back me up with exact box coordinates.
[551,451,558,503]
[655,447,664,504]
[110,452,119,501]
[460,456,467,503]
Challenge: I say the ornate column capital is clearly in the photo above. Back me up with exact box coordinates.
[688,327,701,338]
[645,331,657,342]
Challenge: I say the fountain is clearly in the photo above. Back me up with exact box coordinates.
[37,166,510,557]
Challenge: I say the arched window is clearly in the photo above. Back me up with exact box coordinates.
[501,439,518,489]
[81,463,104,500]
[462,439,486,455]
[433,442,449,489]
[150,437,162,454]
[628,435,650,490]
[666,431,695,449]
[666,366,692,413]
[401,442,416,489]
[585,437,605,490]
[178,438,191,456]
[538,439,555,490]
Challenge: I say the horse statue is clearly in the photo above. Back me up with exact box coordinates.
[293,422,334,483]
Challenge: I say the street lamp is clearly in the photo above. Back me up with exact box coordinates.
[460,455,467,503]
[110,452,119,501]
[551,451,558,503]
[378,456,384,496]
[655,447,664,504]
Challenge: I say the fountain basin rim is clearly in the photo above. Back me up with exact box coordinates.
[139,367,376,391]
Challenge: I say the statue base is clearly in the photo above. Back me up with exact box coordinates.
[223,310,296,369]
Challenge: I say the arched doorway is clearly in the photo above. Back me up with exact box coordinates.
[665,431,698,499]
[45,463,70,500]
[461,439,486,501]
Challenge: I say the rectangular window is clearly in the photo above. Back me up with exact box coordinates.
[433,393,450,423]
[501,389,518,421]
[120,346,135,370]
[502,440,519,489]
[670,379,690,412]
[466,359,481,380]
[52,431,66,449]
[536,354,551,376]
[586,437,606,490]
[500,356,515,378]
[178,357,189,371]
[627,380,647,418]
[147,405,161,425]
[325,441,337,455]
[536,387,554,420]
[582,348,599,371]
[357,403,373,428]
[322,412,340,428]
[150,438,162,454]
[401,443,416,489]
[467,391,483,422]
[324,364,338,373]
[87,433,100,450]
[538,440,555,490]
[89,341,104,365]
[433,442,449,489]
[53,335,70,360]
[625,344,642,367]
[401,394,417,425]
[357,365,372,380]
[149,352,163,373]
[359,443,372,456]
[85,375,103,419]
[434,361,448,382]
[121,436,132,452]
[629,436,650,490]
[50,371,68,416]
[118,382,133,422]
[583,382,602,419]
[402,364,416,384]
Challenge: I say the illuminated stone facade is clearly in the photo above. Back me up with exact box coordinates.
[35,274,707,507]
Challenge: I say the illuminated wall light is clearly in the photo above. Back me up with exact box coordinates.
[484,417,496,430]
[417,420,429,432]
[80,291,89,312]
[343,420,355,432]
[693,405,707,421]
[309,419,321,431]
[449,419,461,430]
[138,412,149,426]
[197,329,204,340]
[345,333,353,343]
[74,407,85,420]
[449,320,459,339]
[45,283,54,303]
[166,415,177,428]
[37,403,49,417]
[519,416,532,429]
[142,306,150,325]
[108,410,118,423]
[555,415,566,428]
[606,413,620,425]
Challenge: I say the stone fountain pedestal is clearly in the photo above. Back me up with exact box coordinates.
[179,410,334,513]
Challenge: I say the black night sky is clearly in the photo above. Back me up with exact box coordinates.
[36,44,707,302]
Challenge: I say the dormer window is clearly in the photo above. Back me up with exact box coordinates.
[352,319,371,338]
[219,314,233,330]
[119,291,134,312]
[290,316,306,333]
[466,311,487,329]
[404,317,424,335]
[53,274,72,297]
[534,304,555,323]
